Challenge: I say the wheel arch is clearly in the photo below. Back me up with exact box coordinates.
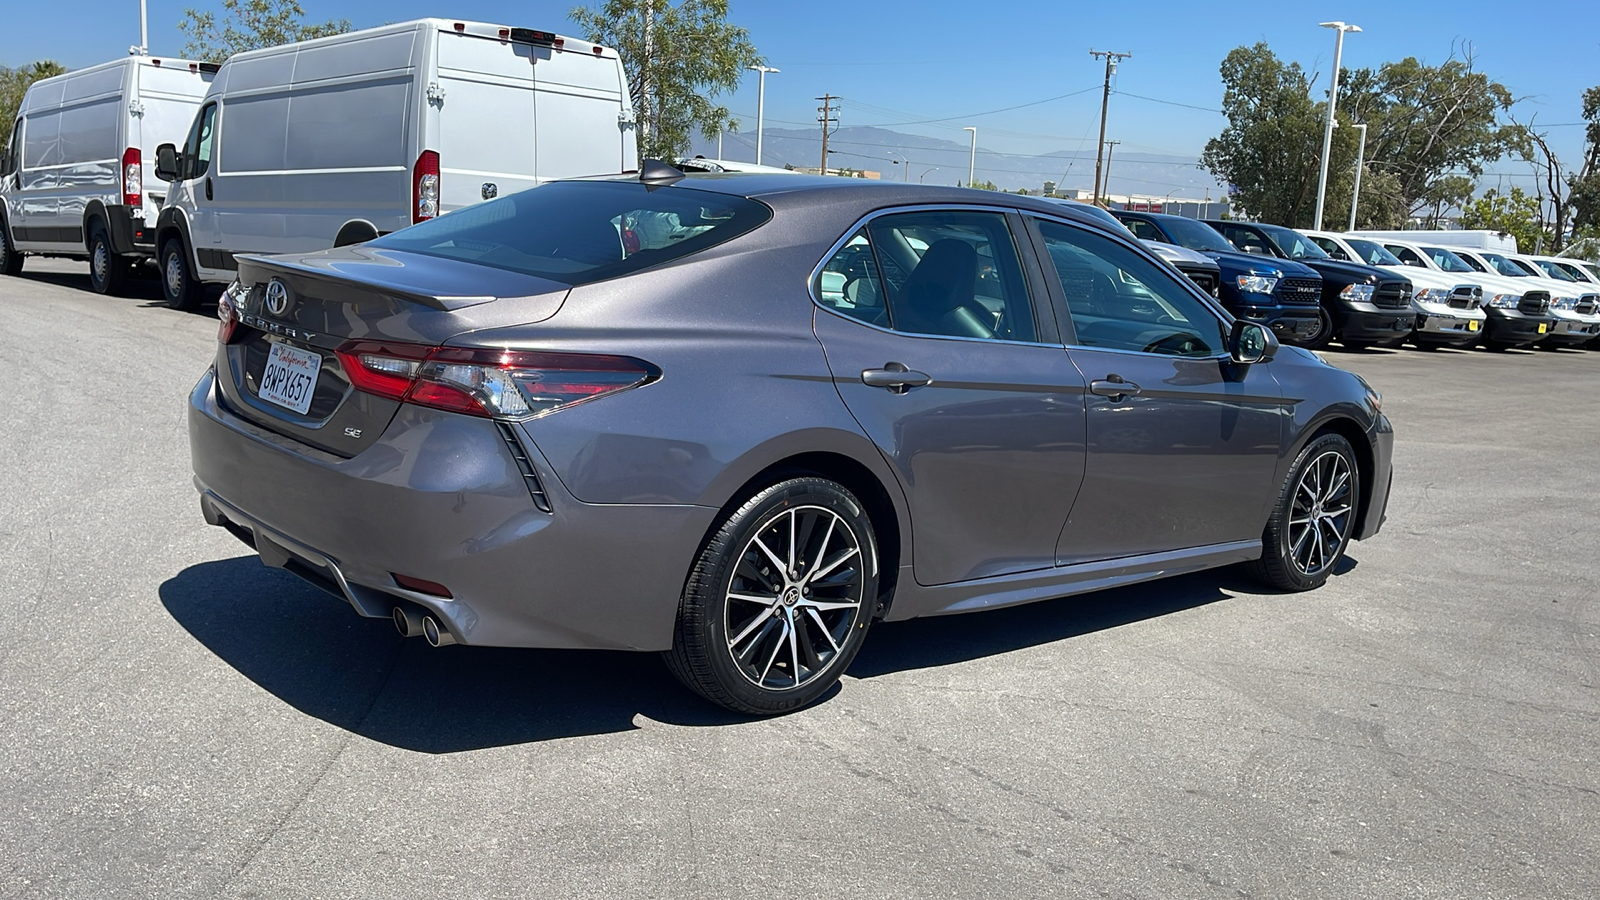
[333,219,380,248]
[81,199,110,251]
[697,449,908,619]
[155,207,197,270]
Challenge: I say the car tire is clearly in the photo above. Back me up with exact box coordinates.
[664,477,878,715]
[1300,307,1334,349]
[0,219,22,276]
[87,224,128,295]
[160,237,201,310]
[1248,432,1360,593]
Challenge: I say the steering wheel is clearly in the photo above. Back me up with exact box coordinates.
[1142,333,1202,355]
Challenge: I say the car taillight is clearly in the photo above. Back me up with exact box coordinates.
[413,150,439,222]
[122,147,141,207]
[218,281,246,343]
[335,342,656,419]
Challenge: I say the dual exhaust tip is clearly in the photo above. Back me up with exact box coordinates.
[392,605,456,647]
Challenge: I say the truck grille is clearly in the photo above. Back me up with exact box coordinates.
[1184,271,1218,296]
[1448,286,1481,309]
[1275,278,1321,306]
[1372,281,1411,309]
[1519,292,1551,316]
[1577,295,1599,315]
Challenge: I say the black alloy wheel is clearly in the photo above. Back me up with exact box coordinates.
[160,237,200,310]
[87,224,127,295]
[1300,307,1334,350]
[665,477,878,714]
[1250,433,1360,592]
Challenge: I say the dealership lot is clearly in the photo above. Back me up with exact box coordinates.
[1,260,1596,898]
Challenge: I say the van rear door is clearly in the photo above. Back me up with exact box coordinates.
[532,44,632,178]
[434,30,541,212]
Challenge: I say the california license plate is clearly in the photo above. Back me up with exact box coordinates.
[1468,320,1480,331]
[259,342,321,415]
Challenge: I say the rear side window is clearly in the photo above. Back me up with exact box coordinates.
[368,180,770,286]
[814,210,1039,343]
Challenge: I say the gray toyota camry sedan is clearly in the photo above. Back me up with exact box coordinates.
[188,165,1394,714]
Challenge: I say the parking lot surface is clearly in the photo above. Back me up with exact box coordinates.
[2,260,1597,899]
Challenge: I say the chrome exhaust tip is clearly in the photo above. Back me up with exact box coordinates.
[422,615,457,648]
[392,606,425,638]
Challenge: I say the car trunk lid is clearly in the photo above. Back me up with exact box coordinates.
[216,246,570,457]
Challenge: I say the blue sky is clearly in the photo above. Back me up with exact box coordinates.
[7,0,1593,191]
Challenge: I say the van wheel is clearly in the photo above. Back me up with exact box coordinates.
[160,237,201,310]
[88,225,128,295]
[663,477,878,715]
[0,220,22,276]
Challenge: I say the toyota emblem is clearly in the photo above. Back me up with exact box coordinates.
[264,278,291,317]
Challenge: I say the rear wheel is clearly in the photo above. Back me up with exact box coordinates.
[1248,433,1360,592]
[160,237,201,310]
[664,477,878,715]
[87,224,127,295]
[0,219,22,276]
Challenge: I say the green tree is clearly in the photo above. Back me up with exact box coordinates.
[570,0,761,160]
[1201,43,1360,227]
[1459,187,1544,253]
[180,0,350,62]
[1564,86,1600,234]
[1,61,67,138]
[1339,50,1522,223]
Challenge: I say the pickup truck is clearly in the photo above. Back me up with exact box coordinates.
[1303,230,1486,348]
[1204,220,1415,350]
[1112,211,1323,345]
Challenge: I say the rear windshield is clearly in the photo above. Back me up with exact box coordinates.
[369,180,771,286]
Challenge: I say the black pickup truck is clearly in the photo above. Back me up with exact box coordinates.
[1204,220,1415,350]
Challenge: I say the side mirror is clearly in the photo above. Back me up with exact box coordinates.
[1229,319,1277,365]
[155,143,180,182]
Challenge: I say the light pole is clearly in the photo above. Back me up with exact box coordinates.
[1313,21,1361,230]
[963,126,977,187]
[1346,122,1367,231]
[918,167,940,183]
[748,64,779,165]
[887,152,908,182]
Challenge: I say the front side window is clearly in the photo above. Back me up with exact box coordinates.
[2,117,20,175]
[1037,218,1225,357]
[1216,223,1274,256]
[1260,225,1331,260]
[1481,253,1527,277]
[1535,260,1577,282]
[185,103,217,179]
[1387,245,1426,267]
[1421,247,1475,273]
[369,180,770,286]
[816,209,1038,342]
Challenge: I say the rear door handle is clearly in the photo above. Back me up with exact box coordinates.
[1090,376,1141,399]
[861,362,932,394]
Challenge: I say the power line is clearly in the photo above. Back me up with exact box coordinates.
[1113,90,1223,114]
[839,85,1100,127]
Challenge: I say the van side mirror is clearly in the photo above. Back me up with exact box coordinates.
[1229,319,1277,365]
[155,144,181,182]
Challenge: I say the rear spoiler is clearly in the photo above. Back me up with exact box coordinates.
[233,253,493,312]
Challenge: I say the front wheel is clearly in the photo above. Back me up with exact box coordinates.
[664,477,879,715]
[159,237,201,310]
[1300,307,1334,349]
[1248,433,1360,592]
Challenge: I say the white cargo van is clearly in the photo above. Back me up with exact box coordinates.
[0,55,214,291]
[153,19,637,309]
[1350,229,1518,255]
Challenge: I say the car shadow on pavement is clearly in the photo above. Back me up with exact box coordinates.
[160,556,748,753]
[162,554,1354,752]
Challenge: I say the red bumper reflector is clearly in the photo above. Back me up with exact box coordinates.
[392,573,454,599]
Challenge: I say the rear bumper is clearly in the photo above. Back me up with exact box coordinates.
[103,204,157,256]
[187,368,714,651]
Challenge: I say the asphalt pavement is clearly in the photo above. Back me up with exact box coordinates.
[1,259,1596,899]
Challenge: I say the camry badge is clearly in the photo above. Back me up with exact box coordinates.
[264,278,291,317]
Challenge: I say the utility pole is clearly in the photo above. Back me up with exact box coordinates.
[817,94,838,174]
[1089,49,1131,206]
[1101,140,1121,205]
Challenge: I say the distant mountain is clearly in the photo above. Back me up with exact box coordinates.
[689,125,1228,199]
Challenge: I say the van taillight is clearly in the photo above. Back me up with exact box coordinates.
[413,150,439,223]
[122,147,142,207]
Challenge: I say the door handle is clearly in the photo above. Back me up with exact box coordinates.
[1089,375,1141,400]
[861,362,932,394]
[204,177,213,201]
